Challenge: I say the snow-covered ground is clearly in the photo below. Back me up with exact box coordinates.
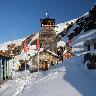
[18,56,96,96]
[1,55,96,96]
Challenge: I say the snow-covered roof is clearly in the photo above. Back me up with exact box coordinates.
[46,50,58,57]
[57,40,66,47]
[28,45,36,50]
[34,48,58,57]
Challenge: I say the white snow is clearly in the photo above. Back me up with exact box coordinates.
[0,53,96,96]
[55,19,77,35]
[57,40,66,47]
[8,55,96,96]
[29,32,39,44]
[80,12,89,18]
[0,38,25,51]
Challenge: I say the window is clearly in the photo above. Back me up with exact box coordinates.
[87,45,90,51]
[94,43,96,49]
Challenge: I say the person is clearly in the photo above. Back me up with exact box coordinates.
[12,65,15,79]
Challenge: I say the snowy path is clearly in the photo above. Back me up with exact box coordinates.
[18,58,96,96]
[0,57,96,96]
[0,80,18,96]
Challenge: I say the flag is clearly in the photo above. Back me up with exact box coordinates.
[68,39,72,47]
[24,39,29,52]
[36,38,40,50]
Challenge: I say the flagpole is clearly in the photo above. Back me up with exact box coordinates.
[37,32,40,77]
[25,52,27,79]
[36,32,40,76]
[37,50,39,75]
[24,39,29,80]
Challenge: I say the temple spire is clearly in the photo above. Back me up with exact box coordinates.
[46,12,48,16]
[45,12,49,17]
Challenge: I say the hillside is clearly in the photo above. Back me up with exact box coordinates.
[18,55,96,96]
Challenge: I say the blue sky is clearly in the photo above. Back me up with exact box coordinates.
[0,0,95,43]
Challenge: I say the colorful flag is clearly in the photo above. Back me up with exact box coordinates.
[36,38,40,50]
[24,39,29,52]
[68,39,72,47]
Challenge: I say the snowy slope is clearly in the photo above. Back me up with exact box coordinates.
[54,19,77,35]
[1,47,96,96]
[55,12,89,36]
[56,11,96,55]
[8,55,96,96]
[0,38,26,51]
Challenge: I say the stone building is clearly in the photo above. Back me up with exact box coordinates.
[40,17,57,53]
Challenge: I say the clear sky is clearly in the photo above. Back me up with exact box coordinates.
[0,0,95,43]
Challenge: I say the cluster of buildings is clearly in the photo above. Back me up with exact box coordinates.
[0,15,74,81]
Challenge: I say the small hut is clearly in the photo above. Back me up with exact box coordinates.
[0,53,11,80]
[84,38,96,69]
